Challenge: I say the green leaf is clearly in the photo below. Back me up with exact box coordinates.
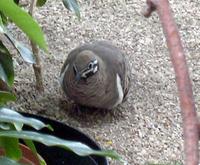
[0,26,3,33]
[0,91,16,105]
[0,0,47,51]
[0,12,8,25]
[0,157,23,165]
[0,123,11,130]
[23,139,46,165]
[0,18,36,64]
[62,0,80,19]
[0,137,21,160]
[0,108,51,131]
[36,0,47,7]
[0,41,14,86]
[0,16,35,64]
[13,41,35,64]
[0,16,5,33]
[4,33,36,64]
[0,130,121,160]
[13,0,20,5]
[13,123,23,132]
[23,139,37,155]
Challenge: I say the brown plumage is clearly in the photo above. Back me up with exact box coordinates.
[60,41,130,109]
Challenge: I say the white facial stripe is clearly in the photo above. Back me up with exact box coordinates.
[93,66,98,73]
[59,64,69,87]
[81,60,98,78]
[113,74,124,107]
[81,68,93,77]
[93,59,98,65]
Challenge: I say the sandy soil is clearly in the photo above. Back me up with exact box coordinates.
[9,0,200,164]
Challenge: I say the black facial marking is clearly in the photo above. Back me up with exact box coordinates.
[88,63,93,69]
[73,64,78,75]
[73,60,99,81]
[85,71,95,78]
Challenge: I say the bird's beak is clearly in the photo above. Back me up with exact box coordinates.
[75,72,81,81]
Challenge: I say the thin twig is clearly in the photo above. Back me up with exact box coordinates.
[143,0,199,165]
[29,0,44,92]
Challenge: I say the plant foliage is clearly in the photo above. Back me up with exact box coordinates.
[0,0,47,50]
[0,0,122,165]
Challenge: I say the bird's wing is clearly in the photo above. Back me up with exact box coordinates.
[92,41,130,97]
[60,48,80,75]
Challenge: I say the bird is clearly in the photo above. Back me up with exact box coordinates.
[59,41,130,109]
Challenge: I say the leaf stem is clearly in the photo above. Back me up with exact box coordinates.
[29,0,44,92]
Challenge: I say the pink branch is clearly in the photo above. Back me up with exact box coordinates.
[143,0,199,165]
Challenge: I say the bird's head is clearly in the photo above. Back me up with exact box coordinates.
[73,50,99,81]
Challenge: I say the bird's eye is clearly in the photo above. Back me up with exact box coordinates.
[88,63,93,69]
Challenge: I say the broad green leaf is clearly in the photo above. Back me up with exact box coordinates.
[0,91,16,105]
[4,33,36,64]
[36,0,47,7]
[0,123,10,130]
[0,130,121,160]
[0,16,5,33]
[0,12,8,25]
[0,18,35,63]
[0,41,14,86]
[24,140,37,154]
[23,139,37,155]
[13,123,23,132]
[14,41,35,64]
[23,139,46,165]
[0,26,3,33]
[13,0,20,5]
[0,157,23,165]
[62,0,80,19]
[0,0,47,51]
[0,108,51,131]
[0,137,21,160]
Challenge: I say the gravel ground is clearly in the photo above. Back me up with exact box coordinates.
[9,0,200,164]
